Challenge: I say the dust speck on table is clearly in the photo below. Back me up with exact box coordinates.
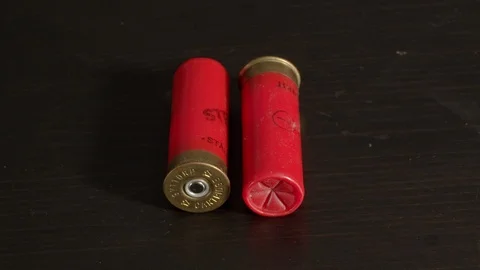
[396,51,408,56]
[334,90,346,98]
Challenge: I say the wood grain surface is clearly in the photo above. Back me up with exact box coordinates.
[1,1,480,269]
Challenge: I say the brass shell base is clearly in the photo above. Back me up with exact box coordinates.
[163,150,230,213]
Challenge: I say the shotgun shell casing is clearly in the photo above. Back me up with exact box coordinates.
[239,56,304,217]
[164,58,230,213]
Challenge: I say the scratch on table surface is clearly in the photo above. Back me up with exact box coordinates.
[317,111,332,118]
[75,53,107,65]
[334,90,346,98]
[341,130,390,140]
[428,8,461,27]
[0,244,153,256]
[477,240,480,268]
[432,92,480,135]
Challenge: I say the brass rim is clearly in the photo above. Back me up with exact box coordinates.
[167,150,227,173]
[239,56,301,87]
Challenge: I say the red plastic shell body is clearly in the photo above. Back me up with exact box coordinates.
[168,58,229,165]
[241,72,304,217]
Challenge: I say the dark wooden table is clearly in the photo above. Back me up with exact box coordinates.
[2,1,480,269]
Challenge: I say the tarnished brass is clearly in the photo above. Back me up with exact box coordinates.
[239,56,301,88]
[163,150,230,213]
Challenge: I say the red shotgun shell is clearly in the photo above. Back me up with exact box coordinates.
[239,56,304,217]
[163,58,230,213]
